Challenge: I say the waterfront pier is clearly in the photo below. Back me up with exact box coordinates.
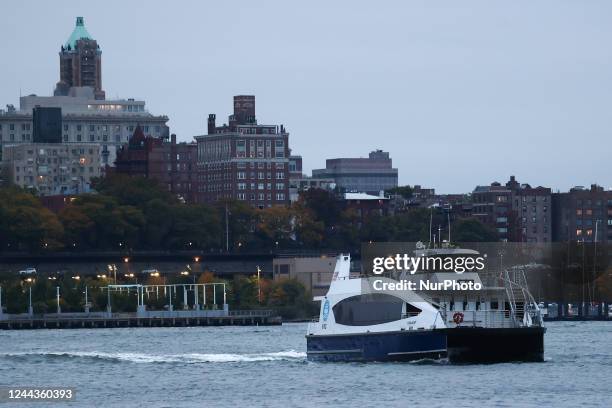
[542,301,611,321]
[0,283,281,329]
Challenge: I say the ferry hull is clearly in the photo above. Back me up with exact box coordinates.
[444,326,546,363]
[307,327,546,363]
[306,330,447,362]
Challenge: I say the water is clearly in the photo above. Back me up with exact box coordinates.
[0,322,611,407]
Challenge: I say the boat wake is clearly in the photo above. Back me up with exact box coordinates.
[0,350,306,364]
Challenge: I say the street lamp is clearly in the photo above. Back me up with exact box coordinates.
[56,286,61,314]
[22,277,35,316]
[256,265,262,304]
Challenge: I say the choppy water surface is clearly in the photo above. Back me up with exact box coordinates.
[0,322,611,407]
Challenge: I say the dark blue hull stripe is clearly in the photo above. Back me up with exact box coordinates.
[307,330,447,362]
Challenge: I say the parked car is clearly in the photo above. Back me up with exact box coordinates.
[19,267,37,275]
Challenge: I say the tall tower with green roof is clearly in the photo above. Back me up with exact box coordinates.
[54,17,105,100]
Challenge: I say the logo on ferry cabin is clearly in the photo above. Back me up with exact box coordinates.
[322,299,330,321]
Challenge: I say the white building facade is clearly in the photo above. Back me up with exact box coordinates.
[0,90,169,167]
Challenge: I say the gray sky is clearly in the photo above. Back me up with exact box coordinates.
[2,1,611,193]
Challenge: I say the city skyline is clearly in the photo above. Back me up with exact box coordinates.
[2,1,611,193]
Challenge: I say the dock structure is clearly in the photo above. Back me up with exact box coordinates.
[542,301,611,321]
[0,283,281,329]
[0,310,281,330]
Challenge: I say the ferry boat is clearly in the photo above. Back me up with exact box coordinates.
[306,248,546,363]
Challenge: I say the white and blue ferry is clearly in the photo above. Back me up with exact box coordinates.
[306,250,546,363]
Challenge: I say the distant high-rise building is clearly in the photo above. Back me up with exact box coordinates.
[54,17,105,100]
[472,182,514,241]
[312,150,398,195]
[195,95,290,207]
[472,176,552,242]
[0,91,169,167]
[0,17,169,167]
[2,143,100,196]
[552,184,612,244]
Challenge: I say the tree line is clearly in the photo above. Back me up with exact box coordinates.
[0,175,497,253]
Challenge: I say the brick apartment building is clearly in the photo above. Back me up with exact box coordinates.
[472,181,514,241]
[472,176,552,242]
[552,184,612,244]
[506,176,552,243]
[194,96,290,207]
[114,126,197,203]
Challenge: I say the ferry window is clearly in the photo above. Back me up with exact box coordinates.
[449,300,454,311]
[332,294,406,326]
[490,300,499,310]
[405,303,422,314]
[462,301,468,310]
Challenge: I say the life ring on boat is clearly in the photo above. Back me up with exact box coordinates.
[453,312,464,324]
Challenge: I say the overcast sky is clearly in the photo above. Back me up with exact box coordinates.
[2,1,611,193]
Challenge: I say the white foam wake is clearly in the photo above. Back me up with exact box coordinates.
[0,350,306,364]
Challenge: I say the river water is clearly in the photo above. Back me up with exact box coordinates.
[0,321,610,407]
